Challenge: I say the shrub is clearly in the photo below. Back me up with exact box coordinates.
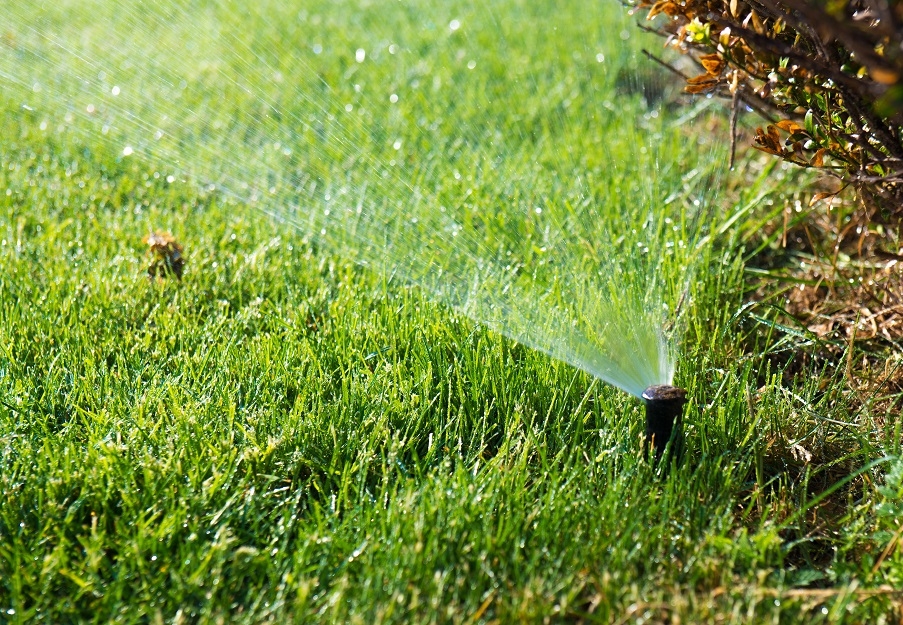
[637,0,903,214]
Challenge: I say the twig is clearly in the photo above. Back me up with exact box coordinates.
[641,49,690,81]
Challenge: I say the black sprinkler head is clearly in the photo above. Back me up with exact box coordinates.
[642,385,687,463]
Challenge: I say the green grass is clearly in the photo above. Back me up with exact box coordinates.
[1,0,902,622]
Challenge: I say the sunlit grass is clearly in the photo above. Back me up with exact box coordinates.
[1,0,902,622]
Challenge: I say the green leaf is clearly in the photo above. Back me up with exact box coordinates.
[804,109,816,137]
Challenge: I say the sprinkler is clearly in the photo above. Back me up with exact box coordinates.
[642,385,687,463]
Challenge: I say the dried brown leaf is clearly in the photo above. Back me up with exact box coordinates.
[871,67,899,85]
[809,191,836,206]
[812,148,827,168]
[684,82,719,94]
[647,1,680,19]
[775,119,805,134]
[687,73,719,84]
[766,125,781,145]
[699,53,725,76]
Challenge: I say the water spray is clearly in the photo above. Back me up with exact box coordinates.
[1,1,704,458]
[642,385,687,463]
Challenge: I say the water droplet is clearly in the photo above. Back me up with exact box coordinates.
[393,140,402,150]
[122,146,133,156]
[389,93,398,103]
[388,44,398,54]
[467,60,477,70]
[111,85,120,96]
[86,104,95,113]
[312,44,322,54]
[449,19,461,31]
[151,555,157,561]
[596,53,605,63]
[355,48,366,63]
[345,103,353,112]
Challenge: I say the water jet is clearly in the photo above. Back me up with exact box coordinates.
[642,384,687,462]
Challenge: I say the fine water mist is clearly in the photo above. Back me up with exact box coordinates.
[0,0,722,397]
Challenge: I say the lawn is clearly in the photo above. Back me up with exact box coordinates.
[1,0,902,622]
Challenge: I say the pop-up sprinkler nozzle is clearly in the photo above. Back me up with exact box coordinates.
[642,385,687,463]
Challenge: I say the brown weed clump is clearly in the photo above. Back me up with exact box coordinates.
[144,231,185,279]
